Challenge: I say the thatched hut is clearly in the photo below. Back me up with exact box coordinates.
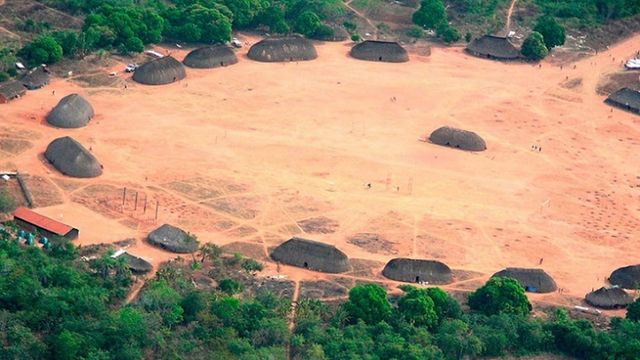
[350,40,409,63]
[585,287,633,309]
[466,35,520,60]
[47,94,94,128]
[605,88,640,115]
[44,136,102,178]
[0,81,26,103]
[147,224,199,253]
[132,56,186,85]
[382,258,453,284]
[21,68,50,89]
[247,36,317,62]
[609,264,640,289]
[429,126,487,151]
[492,268,557,293]
[270,237,350,273]
[183,45,238,69]
[120,252,152,274]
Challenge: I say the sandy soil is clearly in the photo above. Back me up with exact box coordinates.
[2,34,640,312]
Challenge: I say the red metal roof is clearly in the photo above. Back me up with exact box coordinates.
[13,207,74,236]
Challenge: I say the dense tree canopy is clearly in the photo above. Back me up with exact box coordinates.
[533,15,566,49]
[521,31,550,61]
[468,276,532,316]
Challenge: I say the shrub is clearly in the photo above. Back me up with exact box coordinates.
[465,31,472,43]
[351,33,361,42]
[219,278,244,295]
[533,15,566,49]
[468,277,531,316]
[437,25,460,44]
[406,25,424,38]
[521,31,549,60]
[0,189,15,212]
[0,72,8,82]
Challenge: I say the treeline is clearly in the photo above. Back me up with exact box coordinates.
[6,0,345,71]
[2,227,640,359]
[533,0,640,26]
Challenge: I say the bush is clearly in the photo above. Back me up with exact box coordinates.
[468,277,531,316]
[343,20,356,33]
[351,33,361,42]
[406,25,424,38]
[627,297,640,322]
[533,15,566,49]
[465,31,472,43]
[7,68,17,77]
[241,258,264,274]
[0,72,8,82]
[0,189,15,212]
[413,0,447,30]
[19,35,63,66]
[437,25,460,44]
[343,284,391,324]
[313,24,334,39]
[521,31,549,60]
[219,278,244,295]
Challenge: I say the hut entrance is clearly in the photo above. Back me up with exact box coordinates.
[415,276,420,283]
[303,262,308,268]
[378,56,382,61]
[220,62,224,66]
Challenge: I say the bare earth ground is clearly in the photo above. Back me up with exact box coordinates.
[1,34,640,313]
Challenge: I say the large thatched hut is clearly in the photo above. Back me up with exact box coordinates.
[21,68,50,89]
[492,268,557,293]
[47,94,94,128]
[0,81,26,103]
[466,35,520,60]
[270,237,350,273]
[609,264,640,289]
[382,258,453,284]
[183,45,238,69]
[605,88,640,115]
[44,136,102,178]
[147,224,199,253]
[119,252,153,274]
[585,287,633,309]
[350,40,409,63]
[133,56,186,85]
[247,36,317,62]
[429,126,487,151]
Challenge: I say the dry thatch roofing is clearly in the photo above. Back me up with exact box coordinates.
[248,36,318,62]
[492,268,557,293]
[147,224,199,253]
[47,94,94,128]
[429,126,487,151]
[44,136,102,178]
[133,56,186,85]
[21,68,50,89]
[610,264,640,289]
[183,45,238,69]
[466,35,520,60]
[120,252,152,274]
[350,40,409,63]
[605,88,640,114]
[382,258,453,284]
[585,287,633,309]
[0,81,26,102]
[270,237,350,273]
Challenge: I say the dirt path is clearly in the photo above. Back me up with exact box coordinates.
[345,0,377,38]
[505,0,518,33]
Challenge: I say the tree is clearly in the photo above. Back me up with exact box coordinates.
[521,31,549,61]
[436,319,483,359]
[219,278,244,295]
[533,16,566,49]
[294,11,321,36]
[0,188,15,213]
[423,287,462,320]
[124,36,144,53]
[437,24,460,44]
[222,0,267,28]
[397,287,438,328]
[52,30,79,57]
[19,35,63,66]
[627,297,640,322]
[198,243,222,263]
[468,277,531,316]
[413,0,447,30]
[406,25,424,39]
[342,284,391,324]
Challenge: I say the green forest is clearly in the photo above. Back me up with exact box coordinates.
[2,225,640,359]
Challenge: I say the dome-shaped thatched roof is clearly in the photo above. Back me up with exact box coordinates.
[585,287,633,309]
[247,36,317,62]
[429,126,487,151]
[21,67,50,90]
[466,35,520,60]
[47,94,94,128]
[147,224,199,253]
[270,237,350,273]
[605,88,640,115]
[120,252,152,274]
[350,40,409,63]
[44,136,102,178]
[610,265,640,289]
[183,45,238,69]
[382,258,453,284]
[311,24,349,41]
[492,268,557,293]
[133,56,186,85]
